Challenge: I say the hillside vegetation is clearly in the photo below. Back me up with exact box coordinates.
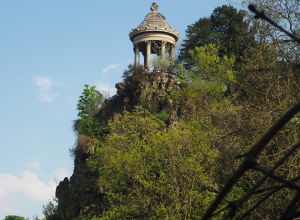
[41,2,300,220]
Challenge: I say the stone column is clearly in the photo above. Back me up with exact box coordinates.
[161,41,166,59]
[170,44,175,64]
[134,45,140,66]
[146,41,151,68]
[143,53,147,67]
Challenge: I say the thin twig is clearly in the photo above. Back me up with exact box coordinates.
[201,101,300,219]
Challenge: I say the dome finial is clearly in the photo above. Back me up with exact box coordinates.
[150,2,159,12]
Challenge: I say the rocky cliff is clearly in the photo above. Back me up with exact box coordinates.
[55,67,181,219]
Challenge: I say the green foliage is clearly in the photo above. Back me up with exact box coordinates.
[180,5,255,67]
[156,110,169,122]
[170,44,236,121]
[76,117,103,138]
[153,56,172,72]
[43,201,59,220]
[227,41,300,218]
[77,85,104,119]
[75,85,105,137]
[88,107,219,219]
[4,216,27,220]
[189,44,235,84]
[3,215,44,220]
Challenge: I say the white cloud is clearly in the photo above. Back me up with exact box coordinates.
[96,63,125,96]
[0,199,15,214]
[101,63,122,76]
[35,75,54,89]
[96,81,116,96]
[0,167,72,217]
[0,171,56,201]
[34,75,59,103]
[27,161,41,169]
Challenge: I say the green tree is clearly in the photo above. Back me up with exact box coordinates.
[77,85,104,119]
[153,56,172,72]
[179,5,256,67]
[172,44,236,120]
[4,216,27,220]
[43,201,59,220]
[88,107,219,219]
[227,41,300,218]
[75,85,105,137]
[188,44,235,84]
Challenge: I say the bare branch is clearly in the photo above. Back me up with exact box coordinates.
[248,4,300,43]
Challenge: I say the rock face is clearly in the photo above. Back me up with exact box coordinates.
[55,68,180,219]
[56,146,106,219]
[97,67,180,126]
[143,71,180,125]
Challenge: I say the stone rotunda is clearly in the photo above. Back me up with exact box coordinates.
[129,2,179,68]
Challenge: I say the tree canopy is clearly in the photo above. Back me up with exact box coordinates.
[89,107,219,219]
[179,5,256,67]
[74,84,105,138]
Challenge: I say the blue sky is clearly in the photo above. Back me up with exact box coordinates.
[0,0,243,218]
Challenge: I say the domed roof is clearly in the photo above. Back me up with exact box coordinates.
[129,2,179,41]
